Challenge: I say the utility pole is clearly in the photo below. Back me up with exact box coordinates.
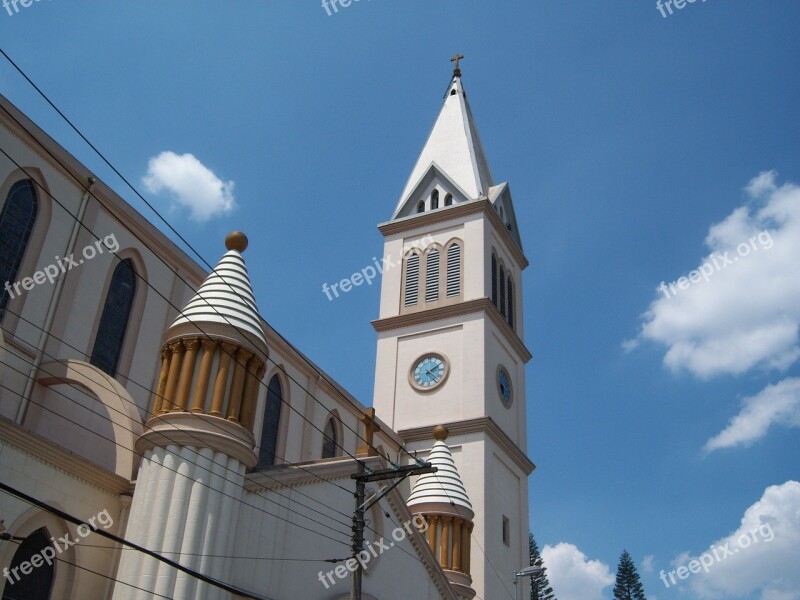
[350,462,437,600]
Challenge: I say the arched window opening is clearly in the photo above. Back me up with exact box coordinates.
[499,265,506,317]
[1,528,55,600]
[507,276,514,329]
[404,253,420,307]
[258,375,283,467]
[425,248,440,303]
[0,179,38,320]
[491,254,498,306]
[444,193,453,207]
[90,259,136,377]
[431,190,439,210]
[446,243,461,298]
[417,201,425,213]
[322,416,338,459]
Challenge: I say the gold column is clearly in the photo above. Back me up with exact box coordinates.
[462,523,472,575]
[210,343,236,416]
[440,516,450,566]
[191,339,218,413]
[162,341,185,413]
[174,338,199,411]
[152,348,171,415]
[427,515,437,551]
[452,519,462,572]
[240,357,262,429]
[226,348,252,422]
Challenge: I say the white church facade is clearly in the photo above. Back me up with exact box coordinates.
[0,64,535,599]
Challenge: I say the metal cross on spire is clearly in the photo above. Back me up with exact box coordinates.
[451,53,464,77]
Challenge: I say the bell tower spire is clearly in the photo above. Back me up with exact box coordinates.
[372,63,534,600]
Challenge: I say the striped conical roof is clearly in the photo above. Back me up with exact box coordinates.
[171,233,266,346]
[408,437,472,510]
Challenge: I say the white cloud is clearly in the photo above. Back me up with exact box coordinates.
[629,171,800,378]
[143,151,236,222]
[705,377,800,452]
[542,542,614,600]
[665,481,800,599]
[641,554,655,573]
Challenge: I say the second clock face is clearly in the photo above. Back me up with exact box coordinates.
[498,367,513,407]
[412,355,447,390]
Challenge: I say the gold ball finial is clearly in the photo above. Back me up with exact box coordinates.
[433,425,449,441]
[225,231,248,252]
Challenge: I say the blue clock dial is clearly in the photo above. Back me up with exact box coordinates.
[498,368,512,407]
[413,355,446,389]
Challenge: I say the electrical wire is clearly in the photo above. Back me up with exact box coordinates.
[0,482,276,600]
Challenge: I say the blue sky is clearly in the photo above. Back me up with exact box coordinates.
[2,1,799,598]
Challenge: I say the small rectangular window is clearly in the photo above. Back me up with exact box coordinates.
[502,515,510,546]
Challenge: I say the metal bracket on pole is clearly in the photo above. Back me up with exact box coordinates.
[349,462,437,600]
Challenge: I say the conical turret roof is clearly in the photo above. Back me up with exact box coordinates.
[171,231,266,346]
[408,427,472,511]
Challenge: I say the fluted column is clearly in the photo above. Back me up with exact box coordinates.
[192,339,218,413]
[162,342,185,413]
[428,515,438,549]
[152,349,171,415]
[452,519,462,571]
[174,339,199,411]
[463,523,471,575]
[226,348,251,422]
[440,516,451,566]
[210,343,236,416]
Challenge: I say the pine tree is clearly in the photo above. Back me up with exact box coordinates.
[613,550,647,600]
[528,532,557,600]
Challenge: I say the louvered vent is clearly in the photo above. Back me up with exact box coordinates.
[446,244,461,297]
[404,254,420,306]
[425,250,440,302]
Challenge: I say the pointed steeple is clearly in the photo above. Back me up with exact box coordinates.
[391,62,494,219]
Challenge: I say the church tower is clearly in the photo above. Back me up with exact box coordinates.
[372,61,535,600]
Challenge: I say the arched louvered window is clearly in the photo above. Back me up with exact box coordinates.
[444,193,453,207]
[417,201,425,213]
[0,180,38,320]
[431,189,439,209]
[90,259,136,376]
[507,276,514,329]
[322,416,338,459]
[498,265,506,317]
[425,248,440,302]
[404,253,420,307]
[446,243,461,298]
[491,254,498,306]
[259,375,283,467]
[1,528,55,600]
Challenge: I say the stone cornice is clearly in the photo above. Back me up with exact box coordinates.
[399,417,536,475]
[0,416,130,495]
[378,199,529,269]
[372,297,532,363]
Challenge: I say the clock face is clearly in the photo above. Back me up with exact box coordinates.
[412,355,448,390]
[498,367,512,407]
